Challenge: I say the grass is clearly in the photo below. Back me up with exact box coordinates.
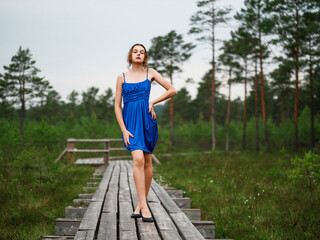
[0,160,95,240]
[153,149,320,240]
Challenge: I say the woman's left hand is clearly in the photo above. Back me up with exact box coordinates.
[149,102,156,119]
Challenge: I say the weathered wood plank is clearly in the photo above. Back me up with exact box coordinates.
[55,218,81,236]
[166,189,183,198]
[68,149,109,153]
[77,201,102,231]
[151,179,205,240]
[102,162,120,213]
[118,161,138,240]
[191,220,215,239]
[67,138,110,143]
[172,197,191,209]
[74,230,95,240]
[109,147,127,151]
[151,179,181,214]
[97,212,117,240]
[170,212,205,240]
[181,208,201,220]
[75,161,115,239]
[91,161,114,202]
[65,206,87,219]
[148,202,182,240]
[125,161,165,240]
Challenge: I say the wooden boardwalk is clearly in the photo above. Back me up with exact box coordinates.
[43,160,232,240]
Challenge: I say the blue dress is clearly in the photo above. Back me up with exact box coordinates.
[121,68,158,153]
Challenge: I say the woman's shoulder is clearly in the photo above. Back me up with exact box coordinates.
[117,72,125,84]
[147,67,157,73]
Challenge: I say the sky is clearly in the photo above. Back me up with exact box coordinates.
[0,0,247,106]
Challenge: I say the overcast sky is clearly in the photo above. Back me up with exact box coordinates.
[0,0,247,106]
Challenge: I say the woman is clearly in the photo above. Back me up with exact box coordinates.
[114,43,177,222]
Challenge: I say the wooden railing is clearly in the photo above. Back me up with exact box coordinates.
[55,138,160,165]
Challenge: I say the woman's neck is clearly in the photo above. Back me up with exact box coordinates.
[131,62,144,73]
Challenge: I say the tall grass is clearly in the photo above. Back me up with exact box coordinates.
[153,151,320,239]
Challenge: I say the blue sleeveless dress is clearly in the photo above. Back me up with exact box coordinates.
[121,68,158,153]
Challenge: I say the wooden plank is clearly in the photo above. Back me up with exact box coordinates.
[55,218,81,236]
[126,161,182,240]
[151,180,205,240]
[118,161,138,240]
[75,161,115,239]
[74,230,95,240]
[109,147,127,151]
[148,202,182,240]
[97,212,117,240]
[151,180,181,214]
[109,156,132,160]
[67,149,109,153]
[152,154,161,165]
[75,158,104,165]
[102,162,120,213]
[108,138,123,141]
[124,161,163,240]
[67,138,110,143]
[170,213,205,240]
[166,189,183,198]
[55,148,68,162]
[77,201,102,231]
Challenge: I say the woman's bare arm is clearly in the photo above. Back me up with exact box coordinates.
[114,74,134,147]
[114,74,127,132]
[149,68,178,106]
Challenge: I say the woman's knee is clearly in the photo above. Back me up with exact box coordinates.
[133,155,145,168]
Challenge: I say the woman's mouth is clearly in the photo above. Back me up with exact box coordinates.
[136,57,141,59]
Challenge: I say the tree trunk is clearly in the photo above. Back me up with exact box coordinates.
[211,6,216,151]
[293,7,299,153]
[280,94,285,123]
[309,40,314,148]
[19,74,25,137]
[254,55,260,152]
[258,22,270,152]
[226,68,231,152]
[19,102,25,137]
[242,58,248,151]
[169,73,174,151]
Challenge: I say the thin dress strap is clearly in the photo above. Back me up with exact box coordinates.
[122,72,126,83]
[146,68,148,79]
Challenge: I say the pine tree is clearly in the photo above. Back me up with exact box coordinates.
[188,0,232,151]
[148,30,195,150]
[1,46,52,137]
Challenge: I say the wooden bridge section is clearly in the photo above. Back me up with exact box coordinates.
[42,159,233,240]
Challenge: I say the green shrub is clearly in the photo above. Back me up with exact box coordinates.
[287,151,320,194]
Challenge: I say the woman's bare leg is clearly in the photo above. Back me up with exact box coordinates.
[133,152,153,214]
[131,150,151,218]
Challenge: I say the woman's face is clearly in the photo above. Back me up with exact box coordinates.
[131,45,145,64]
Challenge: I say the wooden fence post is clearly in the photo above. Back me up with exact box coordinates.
[67,138,75,164]
[104,140,110,165]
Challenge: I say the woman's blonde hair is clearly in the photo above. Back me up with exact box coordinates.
[127,43,148,69]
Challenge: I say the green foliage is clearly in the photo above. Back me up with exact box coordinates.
[0,119,22,160]
[28,120,60,151]
[148,30,196,79]
[288,151,320,193]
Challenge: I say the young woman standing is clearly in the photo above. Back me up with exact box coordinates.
[114,43,177,222]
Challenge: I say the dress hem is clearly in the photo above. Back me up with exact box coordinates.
[126,147,153,154]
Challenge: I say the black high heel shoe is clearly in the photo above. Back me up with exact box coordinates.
[131,210,142,218]
[140,209,154,222]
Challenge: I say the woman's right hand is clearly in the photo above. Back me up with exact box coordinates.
[123,129,134,147]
